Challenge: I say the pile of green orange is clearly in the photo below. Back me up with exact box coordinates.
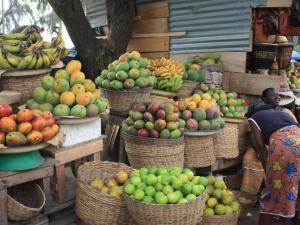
[124,167,207,204]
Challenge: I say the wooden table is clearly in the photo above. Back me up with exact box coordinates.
[0,158,56,225]
[41,137,104,203]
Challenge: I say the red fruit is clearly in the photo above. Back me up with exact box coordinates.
[132,103,146,113]
[0,117,17,133]
[149,129,160,138]
[42,111,53,119]
[17,109,33,123]
[45,117,56,127]
[0,104,13,118]
[148,102,160,115]
[186,118,198,130]
[32,117,47,131]
[182,110,192,121]
[156,110,166,119]
[143,112,153,122]
[154,119,167,131]
[137,128,149,137]
[0,132,5,144]
[9,114,17,121]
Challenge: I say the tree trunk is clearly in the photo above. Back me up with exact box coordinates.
[106,0,135,59]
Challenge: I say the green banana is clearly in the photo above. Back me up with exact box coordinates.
[0,49,12,69]
[3,44,21,53]
[6,52,20,67]
[27,54,37,69]
[1,32,27,40]
[2,39,22,46]
[17,54,34,69]
[41,52,50,68]
[34,53,43,69]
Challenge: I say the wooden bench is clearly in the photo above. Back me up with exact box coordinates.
[0,158,56,225]
[41,137,104,203]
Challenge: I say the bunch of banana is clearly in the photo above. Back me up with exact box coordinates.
[155,75,183,92]
[150,57,185,78]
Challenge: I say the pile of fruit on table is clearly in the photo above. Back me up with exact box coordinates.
[182,59,205,82]
[90,170,129,197]
[95,51,156,91]
[27,60,108,118]
[0,26,67,70]
[288,72,300,89]
[0,104,59,146]
[176,94,225,132]
[122,102,183,139]
[149,57,184,93]
[124,167,207,204]
[194,83,247,119]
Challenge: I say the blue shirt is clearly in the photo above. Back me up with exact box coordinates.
[249,109,298,144]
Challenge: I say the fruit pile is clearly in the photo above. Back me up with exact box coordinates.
[288,73,300,89]
[182,61,205,82]
[27,60,108,118]
[149,57,184,92]
[0,26,68,70]
[194,83,247,119]
[176,94,224,131]
[90,171,129,198]
[124,167,208,204]
[0,105,59,146]
[203,177,240,217]
[95,51,156,90]
[122,102,183,139]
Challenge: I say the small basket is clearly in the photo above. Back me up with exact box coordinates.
[0,69,52,105]
[233,191,257,218]
[276,43,294,69]
[184,134,216,168]
[123,133,185,168]
[213,126,239,159]
[124,191,206,225]
[240,168,265,195]
[75,161,134,225]
[178,80,199,98]
[200,210,240,225]
[253,43,278,69]
[8,182,46,221]
[100,87,152,114]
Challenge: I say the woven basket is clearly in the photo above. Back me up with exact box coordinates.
[124,191,206,225]
[123,133,185,168]
[233,191,257,218]
[240,168,265,195]
[200,210,240,225]
[184,134,215,168]
[100,87,151,114]
[213,125,239,159]
[75,161,134,225]
[0,69,52,105]
[8,182,46,221]
[178,80,199,98]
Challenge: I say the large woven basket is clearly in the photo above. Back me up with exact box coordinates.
[124,191,206,225]
[123,133,185,168]
[178,80,198,98]
[8,182,45,221]
[100,87,151,114]
[75,161,134,225]
[0,69,52,105]
[213,125,239,159]
[184,134,215,168]
[200,210,240,225]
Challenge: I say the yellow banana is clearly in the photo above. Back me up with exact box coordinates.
[42,41,52,49]
[51,33,62,47]
[41,52,50,68]
[52,49,61,65]
[60,47,68,59]
[0,49,13,69]
[34,53,43,69]
[3,44,21,54]
[43,50,55,65]
[17,54,34,69]
[6,53,20,67]
[27,54,37,69]
[1,32,27,40]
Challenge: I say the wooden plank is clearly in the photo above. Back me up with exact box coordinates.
[133,18,168,34]
[52,140,103,165]
[141,51,169,59]
[170,52,246,73]
[263,0,292,7]
[132,32,186,38]
[0,188,7,225]
[222,72,282,96]
[0,159,55,189]
[127,37,169,52]
[54,165,65,203]
[137,1,169,19]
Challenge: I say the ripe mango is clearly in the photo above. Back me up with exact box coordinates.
[6,131,27,146]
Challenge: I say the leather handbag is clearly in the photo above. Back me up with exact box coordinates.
[254,10,276,43]
[278,9,300,36]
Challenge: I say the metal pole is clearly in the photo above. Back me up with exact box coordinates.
[1,0,4,33]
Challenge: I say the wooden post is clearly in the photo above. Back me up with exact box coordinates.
[54,164,65,203]
[0,188,8,225]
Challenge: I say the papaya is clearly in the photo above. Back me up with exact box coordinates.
[6,131,27,146]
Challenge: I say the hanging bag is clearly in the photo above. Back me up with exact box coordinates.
[278,9,300,36]
[254,9,276,43]
[291,0,300,26]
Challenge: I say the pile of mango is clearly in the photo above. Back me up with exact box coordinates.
[27,60,108,118]
[95,51,156,90]
[288,73,300,89]
[149,57,184,92]
[182,61,205,82]
[0,104,59,147]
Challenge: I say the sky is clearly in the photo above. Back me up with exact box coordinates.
[2,0,74,49]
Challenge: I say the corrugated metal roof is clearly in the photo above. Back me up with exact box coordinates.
[169,0,253,54]
[135,0,162,4]
[82,0,107,28]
